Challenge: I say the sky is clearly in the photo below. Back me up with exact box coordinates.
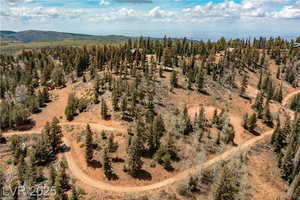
[1,0,300,40]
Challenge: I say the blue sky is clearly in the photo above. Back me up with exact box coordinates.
[1,0,300,40]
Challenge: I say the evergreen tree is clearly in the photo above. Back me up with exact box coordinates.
[240,73,248,96]
[47,117,63,154]
[154,132,177,170]
[49,163,57,186]
[247,113,257,133]
[271,118,281,146]
[242,113,249,130]
[197,107,207,130]
[212,109,219,125]
[281,142,297,183]
[108,133,117,153]
[213,162,240,200]
[221,116,235,144]
[51,66,66,88]
[100,98,108,120]
[263,100,273,127]
[257,69,263,90]
[252,92,264,118]
[289,94,300,112]
[65,93,77,121]
[148,114,166,152]
[125,132,143,176]
[111,91,119,111]
[54,163,69,200]
[170,70,178,88]
[85,124,93,164]
[163,47,173,68]
[102,147,113,180]
[65,105,74,121]
[196,70,205,93]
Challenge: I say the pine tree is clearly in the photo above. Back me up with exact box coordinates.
[196,70,205,93]
[149,115,166,152]
[154,132,177,170]
[101,98,108,120]
[51,66,66,88]
[65,93,77,121]
[221,116,235,144]
[213,162,240,200]
[102,147,113,180]
[170,70,178,88]
[125,132,143,176]
[108,133,117,153]
[121,97,128,119]
[240,73,248,96]
[26,153,38,186]
[111,91,119,111]
[17,154,27,183]
[54,163,69,200]
[242,113,249,129]
[65,105,74,121]
[49,163,57,186]
[197,107,207,130]
[85,124,93,164]
[257,69,263,90]
[263,100,273,127]
[252,92,264,118]
[271,117,281,145]
[42,87,50,103]
[48,117,63,154]
[212,109,219,125]
[247,113,257,133]
[93,88,99,104]
[163,47,173,68]
[281,142,296,183]
[37,89,44,107]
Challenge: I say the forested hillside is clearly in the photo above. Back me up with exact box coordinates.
[0,36,299,200]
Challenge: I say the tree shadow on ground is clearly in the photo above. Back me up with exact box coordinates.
[248,130,261,136]
[132,169,152,180]
[15,120,36,131]
[89,160,102,168]
[112,156,124,163]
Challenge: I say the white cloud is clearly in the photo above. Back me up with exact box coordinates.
[271,4,300,19]
[1,6,83,21]
[148,6,176,19]
[91,7,140,22]
[3,0,35,5]
[1,0,300,33]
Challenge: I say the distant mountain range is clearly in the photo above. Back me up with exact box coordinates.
[0,30,132,42]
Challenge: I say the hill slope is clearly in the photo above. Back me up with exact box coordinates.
[0,30,132,42]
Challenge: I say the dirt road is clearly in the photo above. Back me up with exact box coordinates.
[2,90,300,193]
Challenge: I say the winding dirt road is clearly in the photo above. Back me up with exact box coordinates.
[2,89,300,193]
[282,89,300,107]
